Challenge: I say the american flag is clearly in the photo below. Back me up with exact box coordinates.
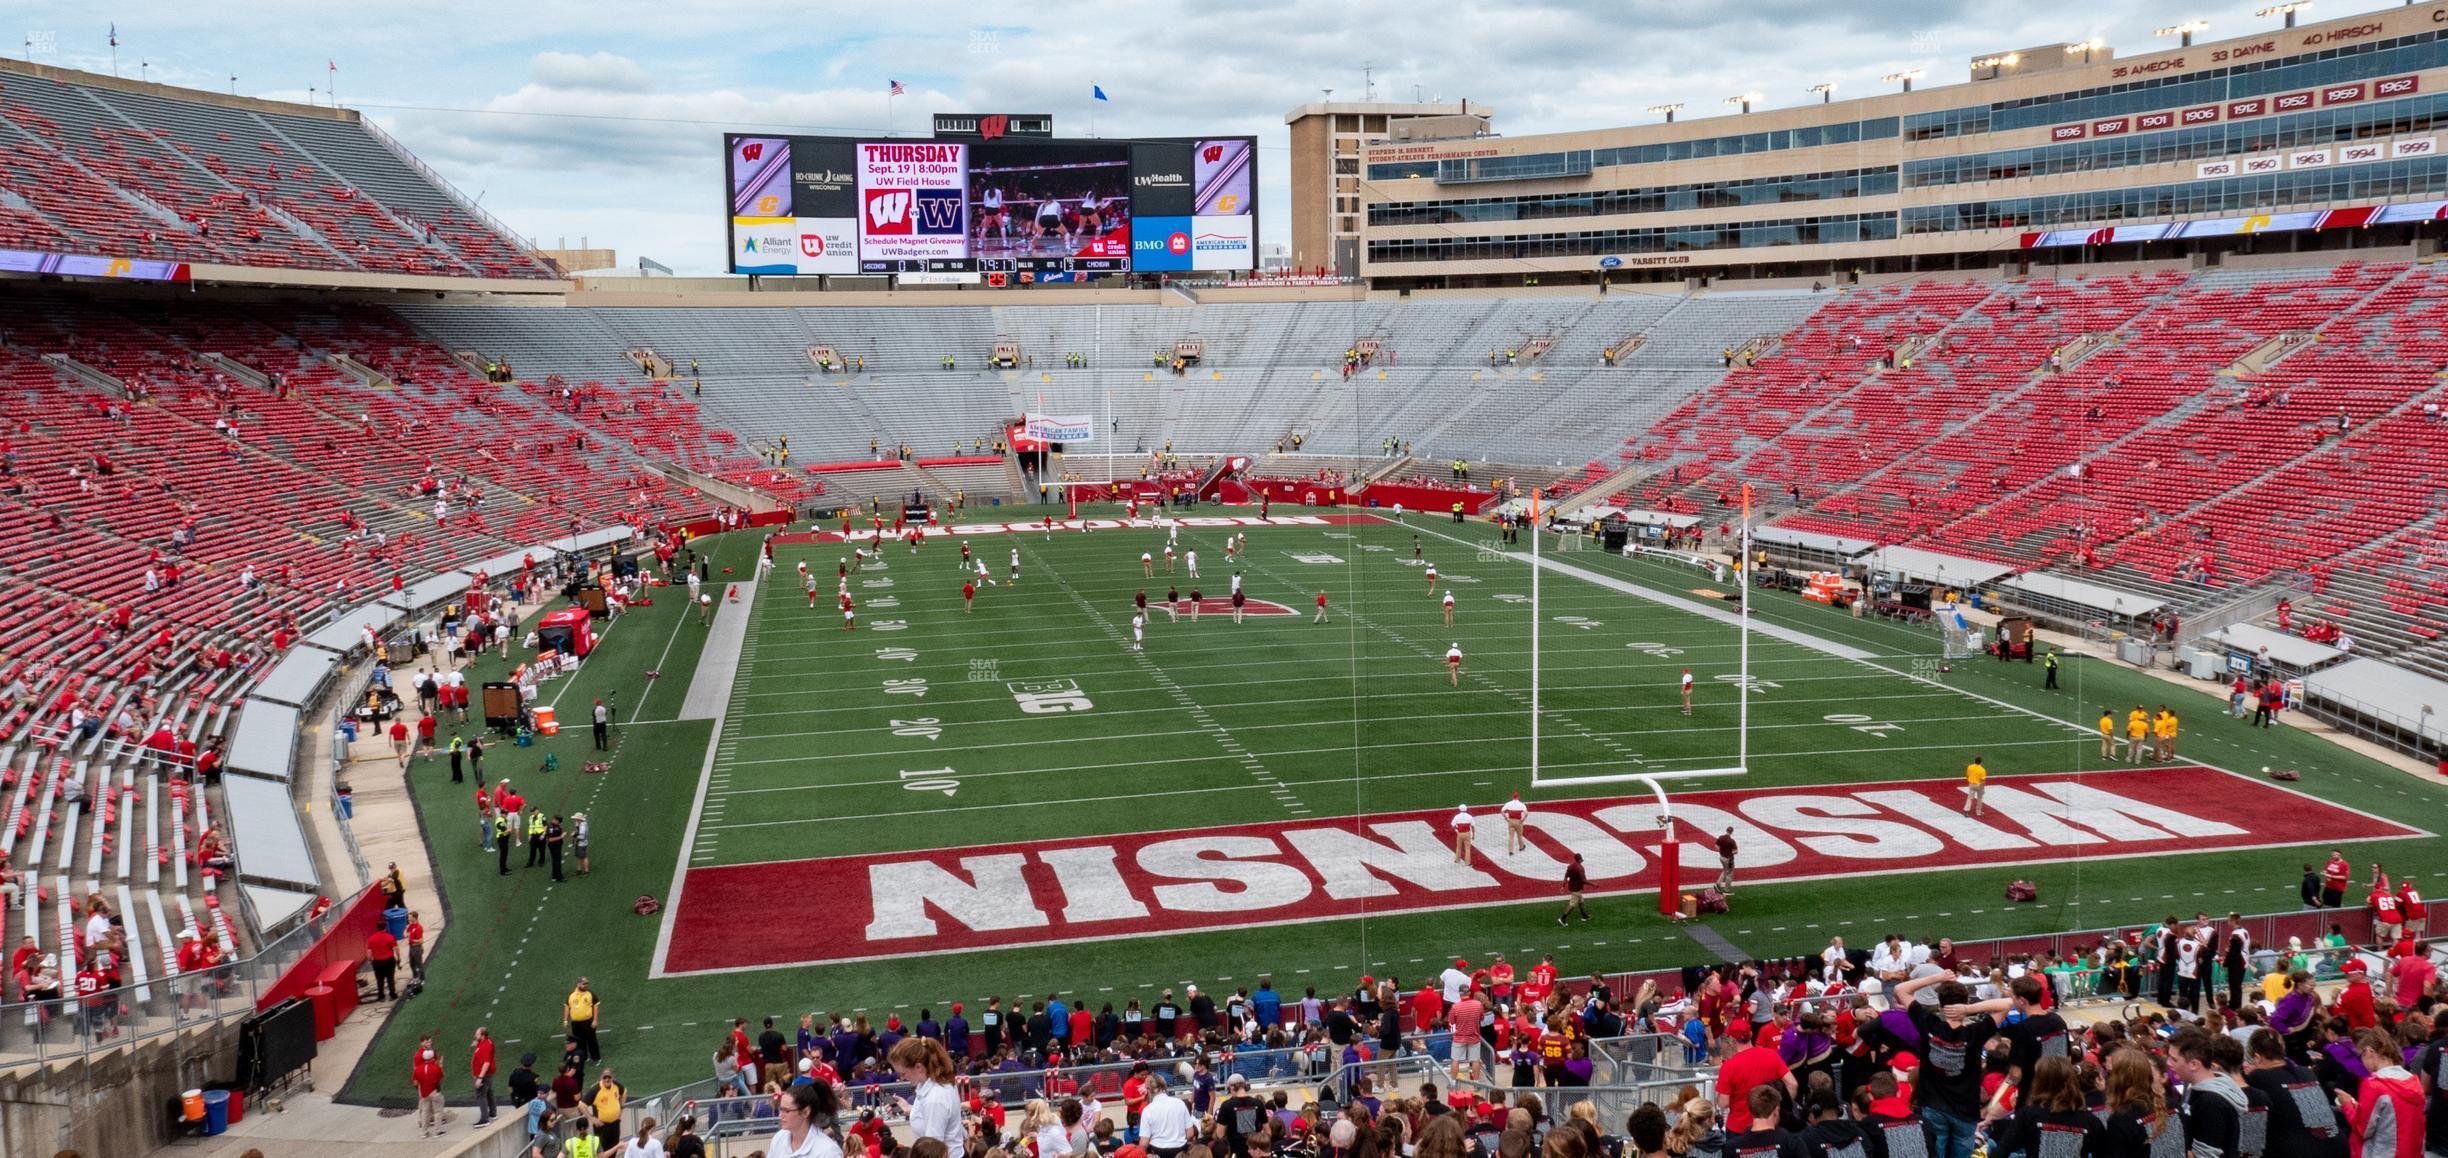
[888,79,905,96]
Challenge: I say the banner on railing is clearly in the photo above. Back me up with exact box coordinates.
[1022,413,1094,444]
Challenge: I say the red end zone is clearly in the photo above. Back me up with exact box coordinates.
[658,766,2426,975]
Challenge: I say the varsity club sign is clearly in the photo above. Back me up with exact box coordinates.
[656,766,2425,974]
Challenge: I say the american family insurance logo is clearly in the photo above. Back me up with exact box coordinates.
[658,766,2425,973]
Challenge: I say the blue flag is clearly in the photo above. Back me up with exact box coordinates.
[1092,85,1109,102]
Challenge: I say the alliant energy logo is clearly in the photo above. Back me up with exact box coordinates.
[657,765,2425,974]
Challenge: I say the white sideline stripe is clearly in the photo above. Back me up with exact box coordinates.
[680,582,756,722]
[652,579,755,980]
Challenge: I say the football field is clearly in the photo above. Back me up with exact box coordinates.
[353,507,2444,1099]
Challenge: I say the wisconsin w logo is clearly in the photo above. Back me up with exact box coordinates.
[866,190,911,228]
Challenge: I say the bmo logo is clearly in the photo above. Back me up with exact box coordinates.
[1167,231,1190,256]
[865,189,914,234]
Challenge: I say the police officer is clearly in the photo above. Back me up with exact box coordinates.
[526,811,548,868]
[2043,649,2062,689]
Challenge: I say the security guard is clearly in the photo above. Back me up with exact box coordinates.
[527,810,549,867]
[2043,649,2061,689]
[495,813,513,876]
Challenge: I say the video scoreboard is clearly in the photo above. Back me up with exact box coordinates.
[725,127,1256,276]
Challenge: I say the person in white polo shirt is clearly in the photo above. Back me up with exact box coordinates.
[1137,1074,1193,1158]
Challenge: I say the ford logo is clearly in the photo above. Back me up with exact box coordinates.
[1598,256,1623,269]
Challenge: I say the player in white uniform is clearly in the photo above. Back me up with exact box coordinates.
[1446,643,1464,686]
[1501,794,1528,855]
[1442,588,1456,625]
[1009,547,1022,586]
[974,558,994,586]
[1229,571,1243,596]
[1681,667,1694,715]
[1141,551,1154,577]
[1185,549,1200,579]
[1034,195,1066,244]
[1130,612,1145,651]
[980,186,1009,243]
[1450,805,1475,865]
[1425,561,1439,593]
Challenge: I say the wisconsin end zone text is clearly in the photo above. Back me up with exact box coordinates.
[659,766,2424,975]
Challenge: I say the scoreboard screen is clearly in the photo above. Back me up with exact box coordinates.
[725,132,1255,276]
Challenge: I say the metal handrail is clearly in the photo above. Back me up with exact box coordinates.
[0,894,340,1070]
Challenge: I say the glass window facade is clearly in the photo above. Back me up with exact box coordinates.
[1367,212,1898,264]
[1903,154,2448,233]
[1369,168,1898,226]
[1905,93,2448,186]
[1363,117,1900,182]
[1903,29,2448,140]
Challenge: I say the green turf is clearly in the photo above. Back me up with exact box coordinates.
[342,508,2448,1101]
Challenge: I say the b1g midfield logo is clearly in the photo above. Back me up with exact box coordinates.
[864,188,966,234]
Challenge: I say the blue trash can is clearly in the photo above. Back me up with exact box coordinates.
[201,1090,231,1135]
[383,905,408,940]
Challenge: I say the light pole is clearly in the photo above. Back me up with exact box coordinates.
[1647,102,1683,123]
[1973,52,2020,79]
[1725,92,1762,115]
[2156,19,2209,48]
[2064,37,2105,65]
[2257,3,2311,28]
[1883,69,1925,93]
[1808,83,1836,104]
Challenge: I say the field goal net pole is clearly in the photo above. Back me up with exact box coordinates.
[1527,487,1752,788]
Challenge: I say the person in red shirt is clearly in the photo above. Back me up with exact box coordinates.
[1524,954,1559,1008]
[471,1026,498,1126]
[1122,1061,1151,1140]
[963,580,976,613]
[77,961,112,1036]
[1070,1004,1092,1046]
[412,1043,447,1138]
[366,926,399,1001]
[2321,850,2351,908]
[415,714,438,761]
[389,719,411,767]
[1411,982,1442,1031]
[405,912,427,984]
[2399,879,2427,940]
[2336,960,2378,1030]
[1715,1021,1796,1132]
[175,928,211,1014]
[1447,986,1488,1081]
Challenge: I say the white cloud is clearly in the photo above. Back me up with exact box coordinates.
[528,51,657,94]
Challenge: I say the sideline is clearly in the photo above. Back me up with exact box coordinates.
[650,585,753,979]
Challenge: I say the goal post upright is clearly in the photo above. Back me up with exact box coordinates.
[1525,487,1753,790]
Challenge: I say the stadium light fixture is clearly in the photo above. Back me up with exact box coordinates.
[2257,3,2311,28]
[1647,102,1684,123]
[1883,69,1925,93]
[2155,19,2209,47]
[1725,92,1762,114]
[1972,52,2020,79]
[2064,37,2106,65]
[1808,83,1836,104]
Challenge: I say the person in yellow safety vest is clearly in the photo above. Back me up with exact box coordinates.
[2125,705,2150,763]
[527,811,548,866]
[562,1132,600,1158]
[1451,501,1465,523]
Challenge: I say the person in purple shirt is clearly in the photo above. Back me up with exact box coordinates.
[831,1022,860,1069]
[945,1004,970,1057]
[916,1010,941,1041]
[797,1015,821,1062]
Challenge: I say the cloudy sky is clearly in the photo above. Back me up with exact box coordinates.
[8,0,2352,274]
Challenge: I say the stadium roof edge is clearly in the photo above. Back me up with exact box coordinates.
[182,261,572,297]
[0,55,359,125]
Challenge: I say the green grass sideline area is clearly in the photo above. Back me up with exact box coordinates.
[342,508,2446,1099]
